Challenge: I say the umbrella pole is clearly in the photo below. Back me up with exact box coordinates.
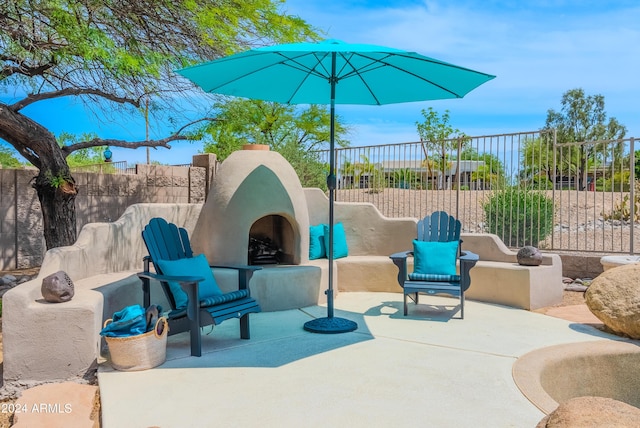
[304,52,357,334]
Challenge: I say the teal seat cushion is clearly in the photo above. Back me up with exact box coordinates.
[156,254,223,309]
[408,272,460,282]
[309,224,326,260]
[323,223,349,259]
[199,289,249,307]
[412,240,458,276]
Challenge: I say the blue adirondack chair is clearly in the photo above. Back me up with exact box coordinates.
[390,211,479,318]
[137,218,261,357]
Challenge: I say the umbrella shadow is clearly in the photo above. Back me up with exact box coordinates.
[364,300,461,322]
[132,307,375,370]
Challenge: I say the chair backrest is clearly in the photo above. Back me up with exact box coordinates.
[417,211,461,243]
[142,217,194,265]
[141,218,196,310]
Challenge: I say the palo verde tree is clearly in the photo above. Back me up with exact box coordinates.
[544,88,626,190]
[204,98,349,187]
[416,107,469,189]
[0,0,315,250]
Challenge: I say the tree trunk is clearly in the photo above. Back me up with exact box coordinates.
[0,104,78,249]
[34,167,78,250]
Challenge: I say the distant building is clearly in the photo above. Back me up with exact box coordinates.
[339,159,485,189]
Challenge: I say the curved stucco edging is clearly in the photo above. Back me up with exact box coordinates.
[512,339,640,414]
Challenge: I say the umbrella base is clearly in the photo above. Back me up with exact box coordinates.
[303,317,357,334]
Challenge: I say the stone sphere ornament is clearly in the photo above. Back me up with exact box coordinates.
[41,270,75,303]
[517,246,543,266]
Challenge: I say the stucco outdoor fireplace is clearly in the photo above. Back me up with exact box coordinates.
[191,149,325,311]
[192,148,310,266]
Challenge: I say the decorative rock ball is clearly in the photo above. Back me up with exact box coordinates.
[517,246,543,266]
[586,263,640,339]
[41,270,75,303]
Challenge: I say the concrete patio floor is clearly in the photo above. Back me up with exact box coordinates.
[98,292,623,428]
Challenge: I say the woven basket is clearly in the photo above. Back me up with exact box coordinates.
[104,317,169,371]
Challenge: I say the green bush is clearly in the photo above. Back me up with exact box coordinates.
[483,187,555,247]
[595,171,631,192]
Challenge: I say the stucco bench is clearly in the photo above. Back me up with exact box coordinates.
[2,203,204,383]
[2,271,140,382]
[460,234,563,310]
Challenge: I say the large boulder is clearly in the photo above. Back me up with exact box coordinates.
[585,263,640,339]
[536,396,640,427]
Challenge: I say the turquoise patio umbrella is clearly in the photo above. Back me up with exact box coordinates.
[177,39,495,333]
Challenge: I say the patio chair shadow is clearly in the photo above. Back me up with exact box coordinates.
[123,307,375,370]
[363,300,461,322]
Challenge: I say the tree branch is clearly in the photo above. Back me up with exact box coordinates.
[9,88,140,111]
[61,118,218,154]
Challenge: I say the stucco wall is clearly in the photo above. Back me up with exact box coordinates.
[0,154,216,270]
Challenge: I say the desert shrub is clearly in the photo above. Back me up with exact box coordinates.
[602,180,640,222]
[483,187,555,247]
[528,176,554,190]
[595,171,631,192]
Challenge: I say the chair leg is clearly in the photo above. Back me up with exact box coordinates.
[460,292,465,320]
[183,282,202,357]
[240,314,250,339]
[404,293,408,316]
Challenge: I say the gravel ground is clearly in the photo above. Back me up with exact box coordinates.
[336,188,639,252]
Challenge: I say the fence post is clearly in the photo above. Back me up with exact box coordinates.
[630,137,635,254]
[455,138,461,220]
[551,129,557,248]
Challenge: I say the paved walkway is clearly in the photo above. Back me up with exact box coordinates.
[98,293,621,428]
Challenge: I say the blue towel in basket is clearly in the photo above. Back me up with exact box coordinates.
[100,305,147,337]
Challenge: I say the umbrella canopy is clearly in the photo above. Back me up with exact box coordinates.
[177,39,495,106]
[177,39,495,333]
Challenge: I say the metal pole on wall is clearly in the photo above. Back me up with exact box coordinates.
[145,99,150,164]
[630,137,635,254]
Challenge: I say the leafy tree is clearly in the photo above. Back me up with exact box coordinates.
[544,88,627,190]
[0,0,315,249]
[339,152,383,192]
[390,168,418,189]
[460,146,506,189]
[416,107,469,189]
[0,144,22,168]
[203,99,348,187]
[57,132,105,167]
[204,99,349,158]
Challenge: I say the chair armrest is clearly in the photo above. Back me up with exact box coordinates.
[459,250,479,292]
[460,250,479,264]
[137,271,203,320]
[209,264,263,291]
[137,271,205,284]
[389,251,412,287]
[390,251,412,261]
[210,264,262,272]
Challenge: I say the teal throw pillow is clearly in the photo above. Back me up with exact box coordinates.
[412,240,458,276]
[323,223,349,259]
[309,224,326,260]
[156,254,223,309]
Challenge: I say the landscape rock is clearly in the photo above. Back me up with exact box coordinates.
[516,246,543,266]
[536,396,640,427]
[41,271,75,303]
[585,263,640,339]
[12,382,100,428]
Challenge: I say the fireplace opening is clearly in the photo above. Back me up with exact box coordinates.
[248,215,295,265]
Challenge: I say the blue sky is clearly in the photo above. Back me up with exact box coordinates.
[3,0,639,165]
